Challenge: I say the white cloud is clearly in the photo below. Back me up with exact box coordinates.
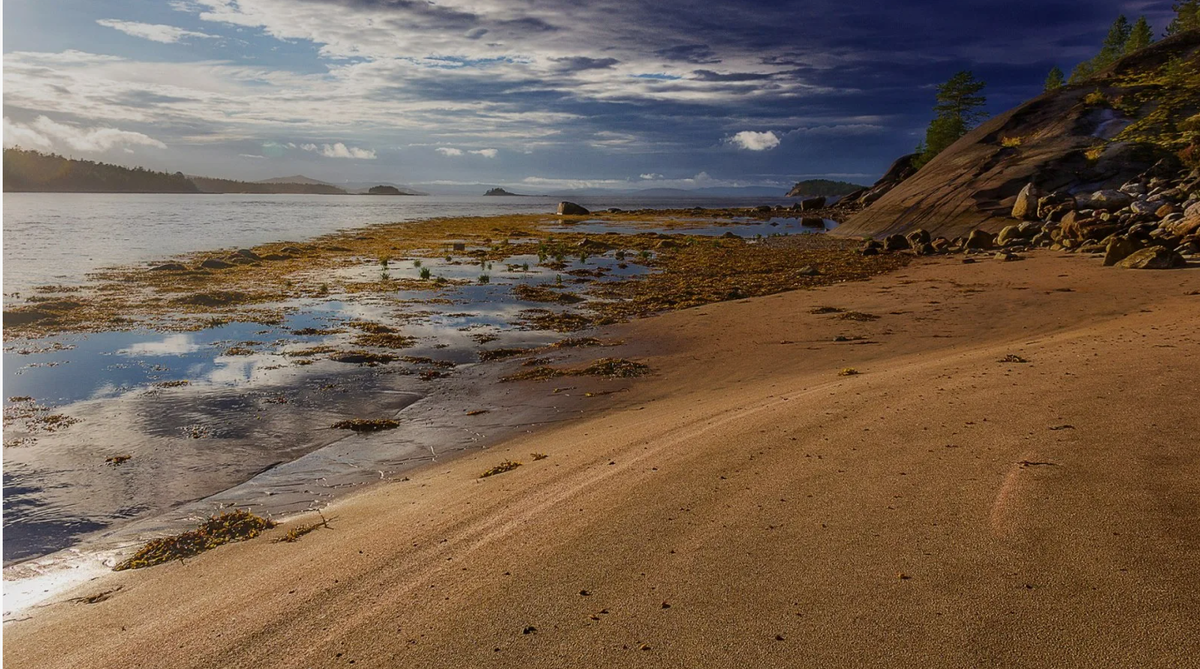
[727,130,780,151]
[300,142,376,159]
[3,115,167,152]
[436,147,464,156]
[469,148,498,158]
[640,173,663,180]
[96,19,215,44]
[238,153,267,159]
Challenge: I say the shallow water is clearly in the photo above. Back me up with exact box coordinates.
[2,193,797,295]
[2,207,834,575]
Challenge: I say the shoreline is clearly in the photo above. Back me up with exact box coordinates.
[5,251,1198,666]
[2,209,887,593]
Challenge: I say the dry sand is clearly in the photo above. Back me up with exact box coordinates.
[5,253,1199,668]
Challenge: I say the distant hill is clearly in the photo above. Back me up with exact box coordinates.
[191,176,347,194]
[785,179,867,197]
[257,174,332,186]
[483,187,526,196]
[3,148,199,193]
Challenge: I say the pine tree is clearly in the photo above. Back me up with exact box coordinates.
[915,71,987,168]
[1126,16,1154,52]
[1044,66,1065,92]
[1166,0,1200,35]
[1094,15,1131,69]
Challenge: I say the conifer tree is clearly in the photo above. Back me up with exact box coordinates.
[1126,16,1154,52]
[1044,66,1065,92]
[1166,0,1200,35]
[915,71,987,168]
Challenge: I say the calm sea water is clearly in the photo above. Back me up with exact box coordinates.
[2,193,794,294]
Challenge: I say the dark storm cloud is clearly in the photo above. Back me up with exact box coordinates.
[691,70,776,82]
[654,44,721,64]
[550,56,621,71]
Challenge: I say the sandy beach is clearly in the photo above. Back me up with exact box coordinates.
[5,251,1198,668]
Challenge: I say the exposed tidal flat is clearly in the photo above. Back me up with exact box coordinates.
[2,198,907,615]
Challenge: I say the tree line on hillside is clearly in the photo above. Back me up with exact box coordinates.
[912,2,1199,171]
[3,147,200,193]
[189,176,347,194]
[3,148,351,194]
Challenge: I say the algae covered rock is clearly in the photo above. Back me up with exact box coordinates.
[1117,247,1186,269]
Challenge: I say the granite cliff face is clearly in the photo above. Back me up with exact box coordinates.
[835,31,1200,240]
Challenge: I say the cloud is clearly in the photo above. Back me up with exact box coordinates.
[437,147,498,158]
[300,142,376,159]
[727,130,780,151]
[3,115,167,152]
[96,19,215,44]
[549,56,620,71]
[640,173,663,180]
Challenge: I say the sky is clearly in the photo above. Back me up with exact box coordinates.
[1,0,1183,191]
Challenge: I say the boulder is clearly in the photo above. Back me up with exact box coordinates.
[905,228,931,246]
[234,249,261,261]
[1011,183,1041,220]
[965,229,995,250]
[1164,202,1200,236]
[1103,236,1140,266]
[996,225,1026,246]
[200,258,235,270]
[1156,203,1182,219]
[1116,247,1187,269]
[557,201,590,216]
[1078,189,1134,211]
[1130,200,1159,216]
[798,196,827,211]
[883,234,910,252]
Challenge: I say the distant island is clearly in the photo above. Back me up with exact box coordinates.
[483,187,526,196]
[785,179,867,198]
[367,185,407,195]
[1,149,430,195]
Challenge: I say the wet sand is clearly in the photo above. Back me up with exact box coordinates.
[5,253,1200,668]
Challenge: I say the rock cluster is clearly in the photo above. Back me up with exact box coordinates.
[860,162,1199,269]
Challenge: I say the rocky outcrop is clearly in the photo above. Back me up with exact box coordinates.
[852,160,1198,271]
[834,31,1200,240]
[831,154,918,213]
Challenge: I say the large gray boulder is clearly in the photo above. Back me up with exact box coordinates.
[798,196,827,211]
[556,201,590,216]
